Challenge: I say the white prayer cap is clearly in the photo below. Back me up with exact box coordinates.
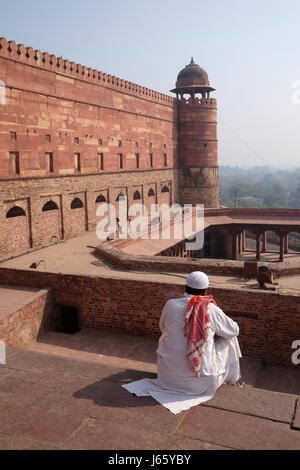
[186,271,209,290]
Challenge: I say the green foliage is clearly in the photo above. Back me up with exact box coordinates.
[219,166,299,208]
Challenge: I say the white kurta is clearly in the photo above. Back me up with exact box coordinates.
[156,294,242,394]
[122,294,242,414]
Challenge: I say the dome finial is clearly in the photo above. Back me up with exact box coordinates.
[190,57,195,64]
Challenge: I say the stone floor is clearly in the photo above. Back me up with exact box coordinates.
[0,329,299,450]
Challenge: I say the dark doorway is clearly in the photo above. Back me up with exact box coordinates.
[204,231,226,259]
[56,305,80,334]
[204,232,212,258]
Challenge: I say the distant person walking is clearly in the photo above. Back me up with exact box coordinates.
[116,216,123,238]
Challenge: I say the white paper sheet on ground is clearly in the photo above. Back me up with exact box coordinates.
[122,378,216,414]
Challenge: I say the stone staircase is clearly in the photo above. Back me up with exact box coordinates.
[0,329,299,450]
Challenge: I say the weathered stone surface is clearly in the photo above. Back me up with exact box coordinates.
[0,330,300,450]
[176,406,300,450]
[0,434,59,450]
[61,416,230,450]
[38,380,185,435]
[204,384,297,423]
[6,348,125,379]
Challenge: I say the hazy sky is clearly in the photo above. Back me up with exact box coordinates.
[1,0,300,168]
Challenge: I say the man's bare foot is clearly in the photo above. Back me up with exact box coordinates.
[233,381,245,388]
[225,380,245,388]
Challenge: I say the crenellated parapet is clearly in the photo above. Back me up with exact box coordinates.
[0,37,175,105]
[179,97,217,108]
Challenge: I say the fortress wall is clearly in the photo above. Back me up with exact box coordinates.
[0,37,179,255]
[0,267,299,368]
[0,168,176,255]
[0,38,177,177]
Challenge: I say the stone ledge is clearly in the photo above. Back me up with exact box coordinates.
[176,405,300,450]
[95,242,300,278]
[202,384,297,424]
[292,399,300,430]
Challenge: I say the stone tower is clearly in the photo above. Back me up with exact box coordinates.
[171,58,219,208]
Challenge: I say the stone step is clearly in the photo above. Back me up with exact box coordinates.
[1,329,299,450]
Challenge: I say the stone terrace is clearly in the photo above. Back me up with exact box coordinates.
[0,329,299,450]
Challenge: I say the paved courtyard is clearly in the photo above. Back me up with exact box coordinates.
[1,231,300,297]
[0,329,299,450]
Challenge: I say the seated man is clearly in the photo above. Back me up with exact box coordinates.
[156,271,243,396]
[123,271,243,413]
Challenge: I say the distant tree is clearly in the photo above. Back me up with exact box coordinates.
[219,166,296,208]
[228,182,251,200]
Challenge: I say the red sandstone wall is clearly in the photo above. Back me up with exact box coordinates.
[0,37,177,178]
[0,267,299,368]
[39,210,62,245]
[177,98,219,207]
[0,169,176,256]
[4,214,30,255]
[0,288,53,348]
[178,98,218,168]
[0,37,179,256]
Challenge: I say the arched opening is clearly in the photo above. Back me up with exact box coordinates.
[6,206,26,218]
[95,195,106,204]
[161,185,170,193]
[148,188,155,197]
[161,184,171,206]
[69,197,86,236]
[40,200,61,244]
[95,194,108,227]
[116,193,126,202]
[71,198,84,209]
[133,190,141,200]
[5,206,29,254]
[42,201,58,212]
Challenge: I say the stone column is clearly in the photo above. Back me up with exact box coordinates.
[242,229,246,252]
[279,234,285,262]
[232,233,239,260]
[238,232,242,254]
[262,232,267,253]
[284,233,289,254]
[256,233,262,261]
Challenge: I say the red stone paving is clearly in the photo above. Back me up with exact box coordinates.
[0,329,299,450]
[0,285,46,321]
[176,406,300,450]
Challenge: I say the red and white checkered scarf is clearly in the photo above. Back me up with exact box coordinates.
[184,295,217,377]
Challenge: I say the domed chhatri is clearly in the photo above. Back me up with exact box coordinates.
[171,57,215,96]
[177,57,209,85]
